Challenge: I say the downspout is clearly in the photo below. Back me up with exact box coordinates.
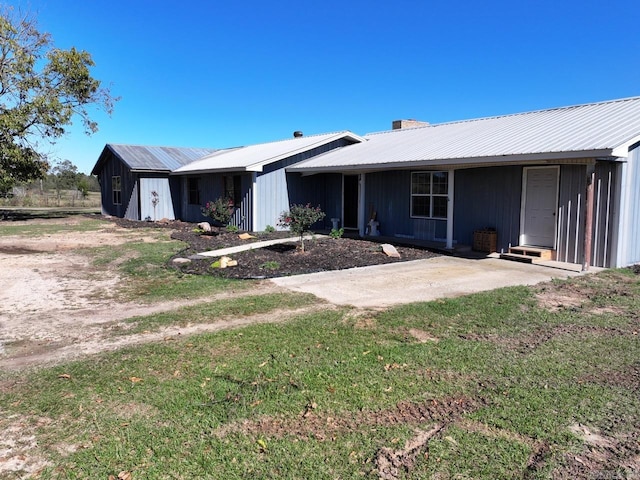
[582,164,596,271]
[446,169,455,249]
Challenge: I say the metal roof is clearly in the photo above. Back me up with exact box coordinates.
[288,96,640,172]
[94,145,221,174]
[172,131,365,174]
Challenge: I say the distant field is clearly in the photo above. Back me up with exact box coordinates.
[0,190,101,209]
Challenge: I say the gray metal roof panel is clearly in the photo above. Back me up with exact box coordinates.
[173,131,364,174]
[108,145,220,171]
[289,97,640,171]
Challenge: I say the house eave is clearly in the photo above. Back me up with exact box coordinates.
[287,149,616,174]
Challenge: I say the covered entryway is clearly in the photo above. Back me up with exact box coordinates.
[343,174,359,229]
[520,166,559,248]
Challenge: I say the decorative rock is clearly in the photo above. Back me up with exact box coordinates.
[238,233,256,240]
[219,256,238,268]
[381,244,401,258]
[172,257,192,265]
[197,222,211,232]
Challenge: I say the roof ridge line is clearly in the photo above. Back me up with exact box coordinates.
[365,96,640,136]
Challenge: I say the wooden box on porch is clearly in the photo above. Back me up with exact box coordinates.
[473,229,497,253]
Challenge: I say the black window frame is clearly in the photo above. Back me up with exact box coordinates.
[188,177,200,205]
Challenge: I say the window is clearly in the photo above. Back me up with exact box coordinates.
[112,176,121,205]
[411,171,448,219]
[223,174,242,207]
[188,178,200,205]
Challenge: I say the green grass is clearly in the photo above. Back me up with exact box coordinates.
[2,271,639,478]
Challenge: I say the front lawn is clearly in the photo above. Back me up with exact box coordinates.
[1,269,638,478]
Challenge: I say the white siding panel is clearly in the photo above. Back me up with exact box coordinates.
[616,147,640,267]
[139,178,175,221]
[256,168,290,231]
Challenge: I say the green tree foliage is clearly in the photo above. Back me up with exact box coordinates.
[0,6,117,193]
[50,159,78,194]
[278,203,326,252]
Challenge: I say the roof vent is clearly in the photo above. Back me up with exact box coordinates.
[293,131,303,138]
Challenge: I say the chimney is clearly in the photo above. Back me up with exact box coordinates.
[392,119,429,130]
[293,131,303,138]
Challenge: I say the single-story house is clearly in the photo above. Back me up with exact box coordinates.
[287,96,640,269]
[92,96,640,269]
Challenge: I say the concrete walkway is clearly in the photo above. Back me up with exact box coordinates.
[196,234,321,257]
[271,255,591,309]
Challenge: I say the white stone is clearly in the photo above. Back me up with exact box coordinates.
[381,244,400,258]
[197,222,211,232]
[172,258,192,264]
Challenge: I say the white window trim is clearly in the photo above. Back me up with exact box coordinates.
[410,171,448,219]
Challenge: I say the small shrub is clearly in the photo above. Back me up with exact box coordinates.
[329,227,344,239]
[260,261,280,271]
[201,197,234,231]
[278,203,326,252]
[264,225,276,233]
[226,225,239,233]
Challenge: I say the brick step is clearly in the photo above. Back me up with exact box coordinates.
[507,246,554,260]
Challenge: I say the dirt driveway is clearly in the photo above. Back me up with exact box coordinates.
[0,218,284,370]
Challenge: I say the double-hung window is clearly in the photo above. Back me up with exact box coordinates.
[112,176,121,205]
[411,171,448,219]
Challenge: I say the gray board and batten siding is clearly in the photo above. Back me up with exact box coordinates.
[179,138,356,230]
[92,145,218,220]
[615,144,640,267]
[255,138,356,231]
[351,162,621,269]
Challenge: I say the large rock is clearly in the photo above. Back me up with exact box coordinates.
[381,244,401,258]
[172,257,192,265]
[197,222,212,232]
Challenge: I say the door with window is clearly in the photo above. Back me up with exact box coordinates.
[521,166,559,248]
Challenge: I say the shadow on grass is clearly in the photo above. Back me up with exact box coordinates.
[0,208,100,221]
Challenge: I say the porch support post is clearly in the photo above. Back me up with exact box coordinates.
[251,172,258,232]
[446,169,455,250]
[358,173,366,237]
[582,165,596,271]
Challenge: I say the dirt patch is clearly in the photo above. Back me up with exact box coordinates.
[461,324,631,354]
[213,396,480,441]
[553,424,640,478]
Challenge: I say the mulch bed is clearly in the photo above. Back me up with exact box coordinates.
[109,217,441,279]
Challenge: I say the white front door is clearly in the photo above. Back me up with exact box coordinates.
[520,166,559,248]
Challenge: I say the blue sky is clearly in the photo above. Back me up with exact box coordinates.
[10,0,640,174]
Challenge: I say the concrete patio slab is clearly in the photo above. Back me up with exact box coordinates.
[270,255,593,308]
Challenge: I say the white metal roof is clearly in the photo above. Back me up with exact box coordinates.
[288,97,640,172]
[173,131,365,174]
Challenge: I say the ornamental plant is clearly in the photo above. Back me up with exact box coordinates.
[278,203,326,252]
[201,197,234,232]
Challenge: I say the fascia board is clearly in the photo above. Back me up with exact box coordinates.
[245,132,365,171]
[612,134,640,157]
[287,149,614,173]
